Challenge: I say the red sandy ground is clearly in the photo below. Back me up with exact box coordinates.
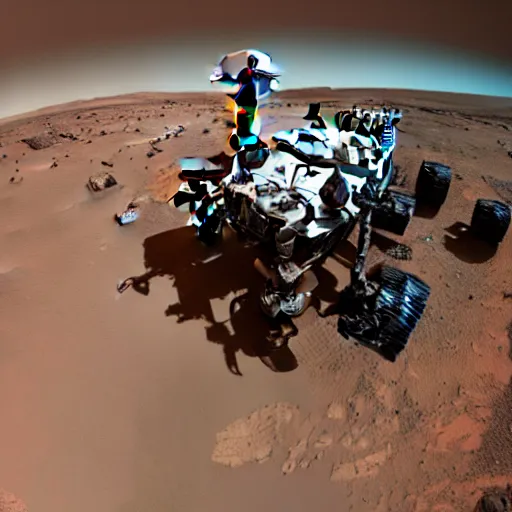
[0,89,511,512]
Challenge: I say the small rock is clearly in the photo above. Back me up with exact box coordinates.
[135,128,141,133]
[160,113,165,117]
[9,175,23,184]
[212,117,219,123]
[87,172,117,192]
[287,103,292,107]
[508,151,512,158]
[59,132,78,141]
[146,151,155,158]
[2,154,7,158]
[101,160,114,167]
[468,295,473,300]
[50,161,58,168]
[86,140,92,144]
[196,112,201,117]
[22,133,58,150]
[99,130,107,136]
[455,173,463,180]
[225,120,236,128]
[327,402,346,421]
[76,115,81,119]
[203,128,210,134]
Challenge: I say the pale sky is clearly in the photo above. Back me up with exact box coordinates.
[1,34,512,119]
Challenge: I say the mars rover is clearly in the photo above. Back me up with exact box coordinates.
[123,49,511,362]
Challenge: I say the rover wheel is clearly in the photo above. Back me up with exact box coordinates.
[371,266,431,362]
[338,267,431,361]
[371,190,416,236]
[415,161,452,210]
[470,199,511,246]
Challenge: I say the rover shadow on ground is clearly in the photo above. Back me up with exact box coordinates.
[120,225,299,374]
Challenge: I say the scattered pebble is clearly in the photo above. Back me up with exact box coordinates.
[146,151,155,158]
[101,160,114,167]
[203,128,210,134]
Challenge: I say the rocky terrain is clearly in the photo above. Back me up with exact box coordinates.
[0,88,511,512]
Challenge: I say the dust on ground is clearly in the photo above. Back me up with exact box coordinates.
[0,88,511,512]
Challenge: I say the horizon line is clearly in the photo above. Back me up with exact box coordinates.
[2,85,512,126]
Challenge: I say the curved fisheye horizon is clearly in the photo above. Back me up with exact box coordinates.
[1,0,512,507]
[1,32,512,120]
